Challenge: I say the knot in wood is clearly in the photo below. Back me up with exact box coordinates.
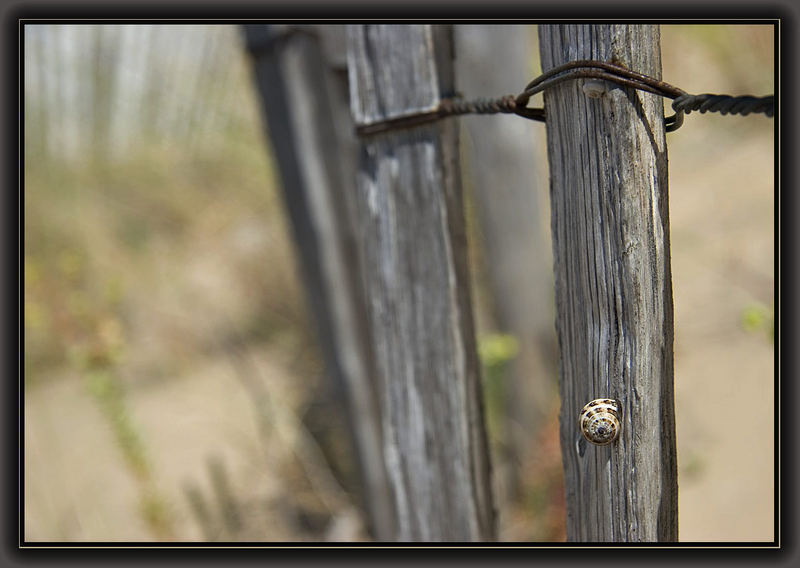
[582,79,606,99]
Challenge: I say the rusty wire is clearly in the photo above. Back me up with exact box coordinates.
[672,93,774,117]
[355,59,774,136]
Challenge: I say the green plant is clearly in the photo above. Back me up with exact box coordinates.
[740,301,774,343]
[76,324,175,541]
[478,333,520,446]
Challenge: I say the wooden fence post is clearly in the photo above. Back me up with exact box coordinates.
[538,24,678,541]
[346,24,495,541]
[241,24,395,541]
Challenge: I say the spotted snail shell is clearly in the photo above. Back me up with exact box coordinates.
[579,399,621,446]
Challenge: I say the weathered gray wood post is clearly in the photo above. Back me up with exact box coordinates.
[538,24,678,541]
[346,24,495,541]
[241,24,395,540]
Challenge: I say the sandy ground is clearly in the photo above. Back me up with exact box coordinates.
[24,346,337,542]
[668,123,774,542]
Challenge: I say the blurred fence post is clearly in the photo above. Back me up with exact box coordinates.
[240,24,395,541]
[346,24,495,541]
[455,24,558,507]
[539,24,678,541]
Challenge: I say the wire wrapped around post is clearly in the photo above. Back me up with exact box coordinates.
[354,59,773,137]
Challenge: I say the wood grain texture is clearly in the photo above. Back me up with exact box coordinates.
[348,25,451,126]
[539,24,678,542]
[346,24,495,541]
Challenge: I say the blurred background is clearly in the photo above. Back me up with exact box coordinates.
[23,24,774,542]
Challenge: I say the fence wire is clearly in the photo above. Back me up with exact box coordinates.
[356,59,774,136]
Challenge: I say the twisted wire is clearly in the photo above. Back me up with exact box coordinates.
[355,60,773,136]
[437,94,545,122]
[439,95,518,115]
[672,94,774,117]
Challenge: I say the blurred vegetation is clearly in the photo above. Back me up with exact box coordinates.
[24,25,331,541]
[478,333,519,447]
[477,332,565,541]
[740,301,774,343]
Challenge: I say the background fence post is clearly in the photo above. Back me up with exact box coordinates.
[455,24,558,509]
[538,24,678,542]
[241,24,395,541]
[346,24,495,541]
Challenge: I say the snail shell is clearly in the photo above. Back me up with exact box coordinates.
[579,399,621,446]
